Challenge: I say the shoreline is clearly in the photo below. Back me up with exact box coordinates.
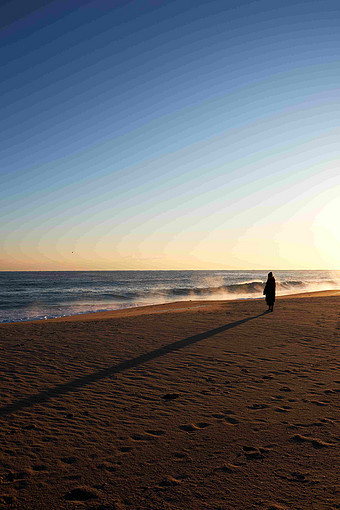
[2,288,340,325]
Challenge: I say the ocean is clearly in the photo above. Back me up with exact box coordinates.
[1,270,339,323]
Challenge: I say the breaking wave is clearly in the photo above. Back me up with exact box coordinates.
[135,279,339,300]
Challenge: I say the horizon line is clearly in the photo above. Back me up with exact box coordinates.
[1,269,339,272]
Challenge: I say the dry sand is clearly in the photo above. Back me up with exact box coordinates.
[0,292,339,509]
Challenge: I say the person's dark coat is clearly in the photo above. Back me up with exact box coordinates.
[263,275,276,306]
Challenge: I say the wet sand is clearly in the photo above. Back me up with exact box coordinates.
[0,292,339,509]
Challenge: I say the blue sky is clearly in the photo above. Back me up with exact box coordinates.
[1,0,340,269]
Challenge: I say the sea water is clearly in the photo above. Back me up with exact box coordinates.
[1,270,339,323]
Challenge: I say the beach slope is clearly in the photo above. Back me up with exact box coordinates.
[0,293,339,509]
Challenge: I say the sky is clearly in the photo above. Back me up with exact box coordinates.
[1,0,340,270]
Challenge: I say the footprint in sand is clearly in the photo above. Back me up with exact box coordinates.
[274,467,316,485]
[60,456,77,465]
[291,434,333,448]
[214,463,240,474]
[179,422,211,432]
[158,476,182,487]
[310,400,329,407]
[319,417,335,424]
[96,461,118,473]
[32,464,48,472]
[242,446,264,460]
[119,446,132,453]
[162,393,181,401]
[212,413,225,419]
[227,415,240,424]
[173,452,189,461]
[23,424,36,430]
[212,412,239,424]
[130,434,152,442]
[247,403,270,410]
[64,486,99,502]
[265,503,288,510]
[289,471,308,482]
[4,470,32,484]
[145,429,166,437]
[41,436,58,443]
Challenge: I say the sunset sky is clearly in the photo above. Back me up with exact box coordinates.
[1,0,340,270]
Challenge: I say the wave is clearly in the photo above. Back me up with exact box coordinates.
[137,279,340,300]
[164,281,265,297]
[2,276,340,323]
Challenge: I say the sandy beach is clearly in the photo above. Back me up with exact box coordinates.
[0,292,339,510]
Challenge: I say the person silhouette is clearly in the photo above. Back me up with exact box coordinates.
[263,272,276,312]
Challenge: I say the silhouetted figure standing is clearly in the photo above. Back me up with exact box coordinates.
[263,272,276,312]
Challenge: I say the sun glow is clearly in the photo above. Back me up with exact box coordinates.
[312,194,340,268]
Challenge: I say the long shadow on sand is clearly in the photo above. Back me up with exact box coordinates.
[0,312,267,417]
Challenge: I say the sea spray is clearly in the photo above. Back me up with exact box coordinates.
[1,270,340,323]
